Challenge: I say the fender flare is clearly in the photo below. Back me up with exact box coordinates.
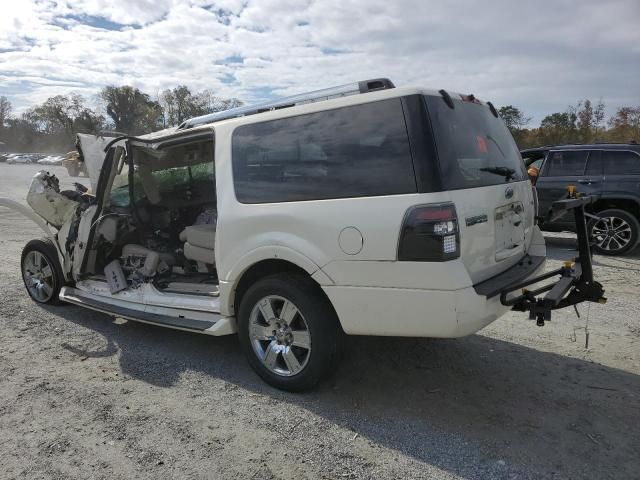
[219,245,334,316]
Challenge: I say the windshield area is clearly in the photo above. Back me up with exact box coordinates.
[425,96,526,190]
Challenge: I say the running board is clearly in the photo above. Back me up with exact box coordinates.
[59,286,236,334]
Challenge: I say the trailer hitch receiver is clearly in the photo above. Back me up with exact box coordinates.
[500,189,606,325]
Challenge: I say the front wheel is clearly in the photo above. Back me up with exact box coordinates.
[237,274,341,391]
[21,239,65,304]
[588,209,640,256]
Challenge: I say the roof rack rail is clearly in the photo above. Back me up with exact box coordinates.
[178,78,395,130]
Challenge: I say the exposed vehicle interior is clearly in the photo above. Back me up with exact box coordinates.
[85,138,218,296]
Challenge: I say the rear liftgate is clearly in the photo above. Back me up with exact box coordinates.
[500,188,606,326]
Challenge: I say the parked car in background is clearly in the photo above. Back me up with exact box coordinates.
[37,155,64,166]
[522,143,640,255]
[6,153,46,164]
[6,154,33,164]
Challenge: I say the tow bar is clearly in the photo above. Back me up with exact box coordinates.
[500,187,606,326]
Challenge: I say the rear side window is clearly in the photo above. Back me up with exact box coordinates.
[545,151,588,176]
[602,150,640,175]
[584,151,603,175]
[232,99,416,203]
[424,96,526,190]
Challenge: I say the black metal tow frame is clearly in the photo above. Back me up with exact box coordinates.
[499,190,606,325]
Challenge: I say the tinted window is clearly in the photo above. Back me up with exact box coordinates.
[232,99,416,203]
[545,151,588,176]
[584,151,603,175]
[602,150,640,175]
[424,96,526,190]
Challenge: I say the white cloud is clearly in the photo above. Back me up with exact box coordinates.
[0,0,638,123]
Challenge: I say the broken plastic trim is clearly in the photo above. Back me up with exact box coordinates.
[487,101,499,118]
[438,89,455,109]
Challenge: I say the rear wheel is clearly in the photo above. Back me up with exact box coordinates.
[237,273,341,391]
[588,209,639,256]
[21,239,65,304]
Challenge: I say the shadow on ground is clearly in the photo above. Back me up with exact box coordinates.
[544,232,640,262]
[43,300,640,480]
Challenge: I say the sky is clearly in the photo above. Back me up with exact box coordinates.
[0,0,639,124]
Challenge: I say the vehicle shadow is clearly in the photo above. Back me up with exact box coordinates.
[48,303,640,479]
[544,232,640,262]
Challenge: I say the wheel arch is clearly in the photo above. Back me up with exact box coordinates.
[590,197,640,219]
[224,256,338,329]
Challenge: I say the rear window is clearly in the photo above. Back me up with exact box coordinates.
[545,151,588,176]
[232,99,416,203]
[425,96,526,190]
[602,150,640,175]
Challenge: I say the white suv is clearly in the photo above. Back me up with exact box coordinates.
[3,79,549,390]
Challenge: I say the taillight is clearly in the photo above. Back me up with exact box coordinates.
[398,203,460,261]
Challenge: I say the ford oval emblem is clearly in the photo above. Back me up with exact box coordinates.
[505,187,514,199]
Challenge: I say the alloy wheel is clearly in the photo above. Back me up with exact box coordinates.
[22,250,55,303]
[248,295,312,377]
[590,216,632,253]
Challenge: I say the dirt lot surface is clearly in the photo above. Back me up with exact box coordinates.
[1,163,639,479]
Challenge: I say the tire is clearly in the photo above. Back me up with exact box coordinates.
[588,209,640,256]
[21,238,66,305]
[237,273,341,391]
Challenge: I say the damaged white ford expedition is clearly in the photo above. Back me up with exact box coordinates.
[2,79,605,391]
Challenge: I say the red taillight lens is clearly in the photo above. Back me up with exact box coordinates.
[398,203,460,261]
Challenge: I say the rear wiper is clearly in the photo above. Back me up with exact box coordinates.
[479,166,516,181]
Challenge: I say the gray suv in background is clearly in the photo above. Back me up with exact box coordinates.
[522,143,640,255]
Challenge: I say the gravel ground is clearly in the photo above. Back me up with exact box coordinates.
[1,163,639,480]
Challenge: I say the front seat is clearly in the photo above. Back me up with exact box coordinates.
[180,224,216,271]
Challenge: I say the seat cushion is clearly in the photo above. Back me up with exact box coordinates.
[184,242,215,264]
[179,224,216,250]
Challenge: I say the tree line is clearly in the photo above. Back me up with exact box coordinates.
[1,88,638,154]
[0,85,242,153]
[499,100,639,149]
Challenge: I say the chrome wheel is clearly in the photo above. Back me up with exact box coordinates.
[249,295,311,377]
[22,250,55,303]
[591,216,632,252]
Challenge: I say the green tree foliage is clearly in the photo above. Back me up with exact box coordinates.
[159,86,243,127]
[498,105,531,146]
[1,86,242,152]
[1,93,104,153]
[0,96,11,130]
[4,87,636,154]
[100,86,162,134]
[501,99,639,149]
[608,106,640,142]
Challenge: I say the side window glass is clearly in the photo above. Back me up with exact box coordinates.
[232,99,416,203]
[545,151,588,176]
[602,151,640,175]
[584,151,603,175]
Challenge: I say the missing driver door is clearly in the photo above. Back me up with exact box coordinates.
[72,146,124,279]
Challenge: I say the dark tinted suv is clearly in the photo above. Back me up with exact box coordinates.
[522,144,640,255]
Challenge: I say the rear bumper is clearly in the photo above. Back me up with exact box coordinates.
[473,255,546,298]
[322,256,546,338]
